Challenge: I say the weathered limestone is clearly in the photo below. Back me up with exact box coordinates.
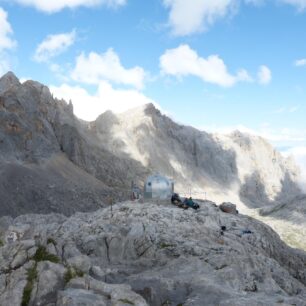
[0,201,305,306]
[219,202,238,214]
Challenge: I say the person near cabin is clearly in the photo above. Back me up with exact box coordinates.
[171,193,188,209]
[184,197,200,210]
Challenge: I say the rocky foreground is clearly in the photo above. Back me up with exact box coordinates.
[0,201,305,306]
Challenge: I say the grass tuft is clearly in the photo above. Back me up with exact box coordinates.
[47,238,57,246]
[160,242,175,249]
[64,266,84,285]
[33,246,60,263]
[21,264,38,306]
[21,245,61,305]
[118,299,135,305]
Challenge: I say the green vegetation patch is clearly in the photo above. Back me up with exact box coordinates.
[47,238,57,246]
[64,266,84,285]
[33,246,60,263]
[22,245,61,305]
[160,242,175,249]
[0,239,4,247]
[118,299,135,305]
[21,263,38,306]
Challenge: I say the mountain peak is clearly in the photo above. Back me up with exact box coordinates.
[0,71,20,94]
[143,102,160,114]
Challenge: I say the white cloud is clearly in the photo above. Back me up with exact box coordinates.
[274,107,286,114]
[19,77,31,83]
[162,1,306,36]
[11,0,126,13]
[294,58,306,66]
[273,106,299,113]
[160,44,252,87]
[249,0,306,11]
[0,7,16,51]
[50,81,156,121]
[163,0,235,36]
[71,49,146,89]
[245,0,265,5]
[204,124,306,149]
[34,30,76,62]
[289,106,300,112]
[257,65,272,85]
[0,7,16,75]
[281,0,306,11]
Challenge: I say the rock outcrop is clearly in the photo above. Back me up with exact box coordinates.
[0,71,305,251]
[0,72,147,216]
[0,201,305,305]
[89,104,302,210]
[219,202,238,214]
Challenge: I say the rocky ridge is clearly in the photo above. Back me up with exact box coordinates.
[0,200,305,305]
[0,72,148,216]
[92,104,301,210]
[0,72,302,215]
[0,71,305,252]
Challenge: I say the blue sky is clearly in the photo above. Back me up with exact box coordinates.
[0,0,305,161]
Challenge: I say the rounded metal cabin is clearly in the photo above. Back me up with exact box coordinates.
[144,175,174,200]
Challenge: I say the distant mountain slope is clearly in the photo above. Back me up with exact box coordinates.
[90,104,302,210]
[0,72,303,219]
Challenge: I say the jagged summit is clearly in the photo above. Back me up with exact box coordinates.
[0,71,19,82]
[0,71,20,94]
[119,102,162,118]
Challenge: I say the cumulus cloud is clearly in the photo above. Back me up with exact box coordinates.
[50,81,156,121]
[257,65,272,85]
[203,124,306,149]
[160,44,252,87]
[0,7,16,51]
[294,58,306,66]
[71,49,146,89]
[289,106,300,112]
[281,0,306,11]
[252,0,306,11]
[245,0,265,5]
[10,0,126,13]
[163,0,235,36]
[0,7,16,75]
[274,106,300,113]
[162,1,306,36]
[34,30,76,62]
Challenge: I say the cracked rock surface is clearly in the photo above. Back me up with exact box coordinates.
[0,201,305,306]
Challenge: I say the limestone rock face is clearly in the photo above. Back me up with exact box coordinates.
[31,261,66,305]
[90,104,302,210]
[0,71,20,95]
[219,202,238,214]
[0,201,305,306]
[0,72,134,216]
[0,71,305,253]
[0,72,303,218]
